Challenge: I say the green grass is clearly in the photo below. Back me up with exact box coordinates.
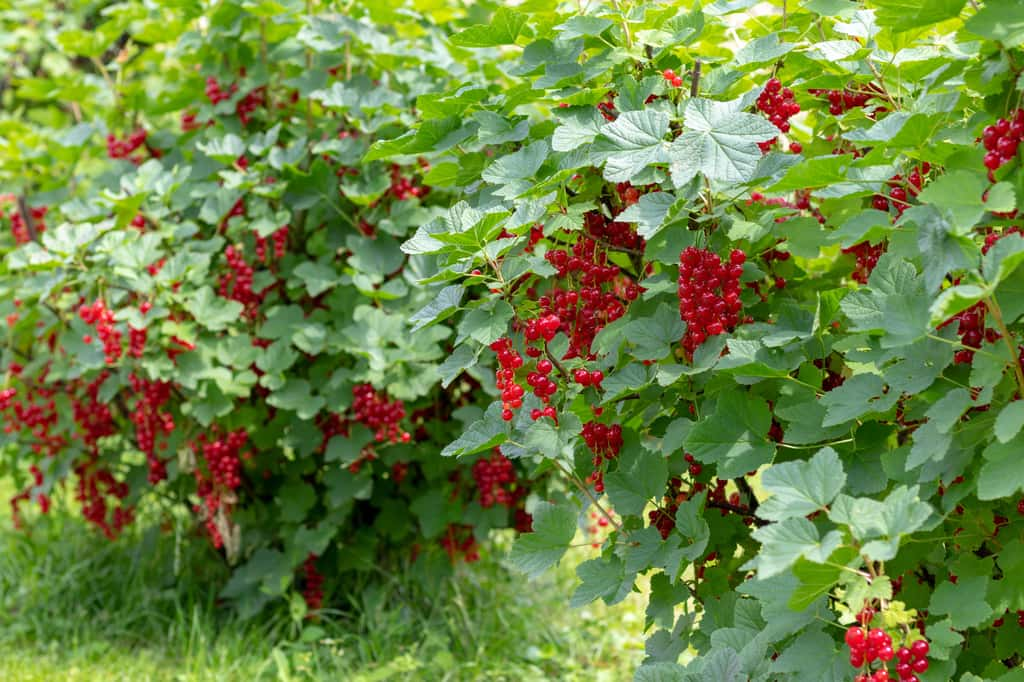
[0,478,645,681]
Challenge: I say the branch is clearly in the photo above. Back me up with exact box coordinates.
[707,499,768,526]
[15,196,39,241]
[689,59,701,98]
[735,476,760,515]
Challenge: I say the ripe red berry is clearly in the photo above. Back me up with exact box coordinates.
[910,639,929,658]
[845,626,866,648]
[662,68,675,80]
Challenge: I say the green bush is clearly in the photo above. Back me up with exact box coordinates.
[5,1,1024,680]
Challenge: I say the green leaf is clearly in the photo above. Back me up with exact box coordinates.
[965,0,1024,47]
[819,373,899,427]
[917,170,991,233]
[410,490,449,539]
[441,403,507,457]
[769,155,849,192]
[634,663,687,682]
[570,556,627,607]
[554,15,613,39]
[594,110,671,183]
[977,436,1024,500]
[929,283,988,326]
[524,413,583,460]
[790,546,859,610]
[685,392,774,479]
[995,401,1024,443]
[457,300,514,346]
[480,140,548,198]
[277,480,317,523]
[409,285,464,333]
[757,448,846,522]
[929,576,993,629]
[552,107,605,152]
[472,111,530,145]
[450,7,528,47]
[186,286,244,332]
[624,303,687,361]
[508,501,577,579]
[750,518,843,579]
[267,379,325,419]
[840,254,929,346]
[616,192,678,240]
[438,344,479,388]
[735,33,794,65]
[669,97,778,185]
[925,388,973,434]
[292,261,339,297]
[605,447,669,516]
[873,0,966,31]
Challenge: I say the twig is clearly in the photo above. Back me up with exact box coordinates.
[706,499,768,526]
[689,59,701,98]
[984,296,1024,398]
[610,0,633,49]
[735,476,760,515]
[543,341,570,381]
[552,458,624,533]
[15,196,38,241]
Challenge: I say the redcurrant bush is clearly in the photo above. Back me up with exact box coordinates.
[5,1,1024,680]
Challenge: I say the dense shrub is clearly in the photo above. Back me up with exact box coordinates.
[0,1,536,617]
[6,1,1024,680]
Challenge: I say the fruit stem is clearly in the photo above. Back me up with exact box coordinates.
[984,295,1024,398]
[552,458,624,533]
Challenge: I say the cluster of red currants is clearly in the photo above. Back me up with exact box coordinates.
[70,372,117,450]
[585,507,617,548]
[75,454,133,540]
[80,299,123,364]
[254,225,289,262]
[982,110,1024,175]
[661,68,684,88]
[387,163,429,200]
[846,624,930,682]
[439,523,480,563]
[809,87,875,115]
[4,203,48,244]
[939,301,999,364]
[581,421,623,494]
[471,450,517,508]
[490,337,527,422]
[219,245,264,318]
[677,247,745,353]
[843,241,887,285]
[872,164,930,216]
[597,92,617,121]
[650,477,687,539]
[205,76,238,104]
[302,554,325,614]
[9,463,48,530]
[351,383,410,443]
[235,87,266,126]
[534,213,641,358]
[756,78,800,151]
[128,373,174,484]
[0,365,66,458]
[106,129,149,160]
[196,429,248,492]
